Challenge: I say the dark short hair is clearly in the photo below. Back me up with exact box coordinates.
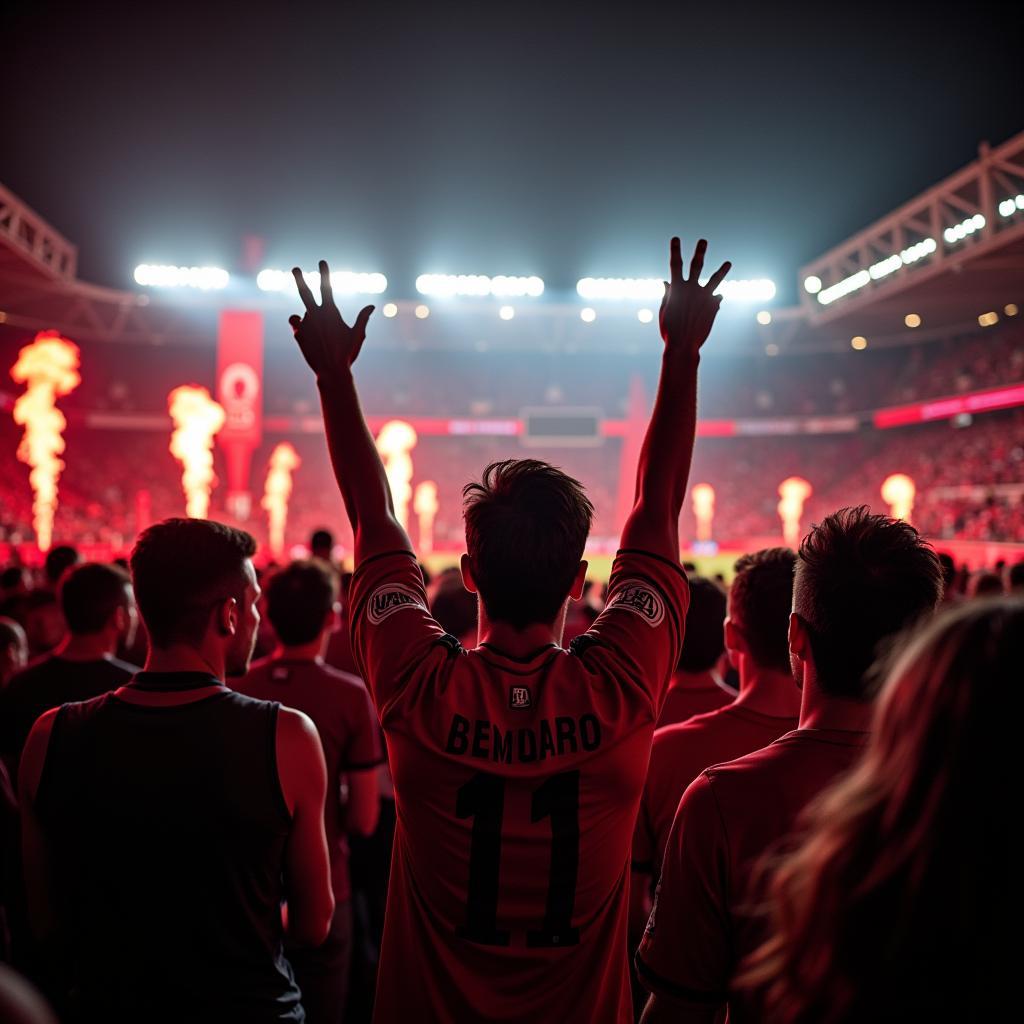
[937,552,956,590]
[59,563,132,635]
[678,576,728,673]
[795,507,942,699]
[730,548,797,672]
[463,460,593,629]
[969,571,1003,598]
[1008,561,1024,591]
[44,545,80,586]
[266,559,338,646]
[130,519,257,648]
[310,529,333,554]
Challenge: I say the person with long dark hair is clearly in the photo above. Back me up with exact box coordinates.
[738,597,1020,1022]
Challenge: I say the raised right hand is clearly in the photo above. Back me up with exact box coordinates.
[658,238,731,355]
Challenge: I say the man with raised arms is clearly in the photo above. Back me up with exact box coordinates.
[289,237,729,1022]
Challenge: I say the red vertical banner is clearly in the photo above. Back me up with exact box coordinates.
[216,310,264,521]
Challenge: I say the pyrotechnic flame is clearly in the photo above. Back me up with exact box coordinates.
[778,476,813,548]
[376,420,418,529]
[168,385,226,519]
[10,332,81,552]
[414,480,439,554]
[262,443,301,557]
[881,473,916,522]
[691,483,716,542]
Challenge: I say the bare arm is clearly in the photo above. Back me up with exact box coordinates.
[289,261,412,563]
[345,768,379,838]
[620,238,730,559]
[277,706,335,946]
[18,708,59,942]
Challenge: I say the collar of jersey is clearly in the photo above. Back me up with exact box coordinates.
[477,641,559,664]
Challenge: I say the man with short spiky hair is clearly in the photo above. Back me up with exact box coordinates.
[637,508,943,1024]
[289,238,730,1022]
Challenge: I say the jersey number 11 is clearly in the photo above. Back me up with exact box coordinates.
[456,770,580,948]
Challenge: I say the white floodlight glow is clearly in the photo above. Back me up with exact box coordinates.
[414,304,430,319]
[815,237,938,306]
[999,195,1024,218]
[817,270,871,306]
[498,305,515,320]
[804,275,822,294]
[580,307,597,323]
[756,310,772,325]
[577,276,775,303]
[257,268,387,295]
[382,303,398,318]
[943,213,985,245]
[134,264,229,290]
[414,274,544,298]
[637,308,654,323]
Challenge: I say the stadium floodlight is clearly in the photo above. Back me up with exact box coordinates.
[577,276,776,302]
[382,303,399,318]
[414,274,544,298]
[637,308,654,323]
[134,264,229,290]
[816,237,938,306]
[978,311,998,327]
[943,213,985,245]
[803,275,822,294]
[498,305,515,320]
[1006,304,1019,317]
[580,307,597,323]
[756,310,772,325]
[905,313,922,328]
[851,335,868,350]
[256,268,387,295]
[999,195,1024,218]
[414,304,430,319]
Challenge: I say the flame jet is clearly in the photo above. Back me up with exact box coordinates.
[10,332,81,552]
[262,443,301,557]
[168,386,226,519]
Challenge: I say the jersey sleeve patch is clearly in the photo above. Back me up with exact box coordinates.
[606,578,666,627]
[366,583,428,624]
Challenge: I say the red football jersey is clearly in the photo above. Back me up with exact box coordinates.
[633,704,798,875]
[656,670,733,729]
[636,728,867,1022]
[349,548,689,1022]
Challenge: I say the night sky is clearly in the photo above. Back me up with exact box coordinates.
[3,2,1021,303]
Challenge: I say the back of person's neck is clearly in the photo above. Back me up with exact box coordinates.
[734,663,801,718]
[54,634,116,663]
[669,668,720,691]
[273,640,323,663]
[143,645,224,680]
[478,619,560,657]
[798,674,873,732]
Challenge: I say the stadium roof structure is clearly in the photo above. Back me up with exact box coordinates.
[0,129,1021,353]
[760,129,1024,354]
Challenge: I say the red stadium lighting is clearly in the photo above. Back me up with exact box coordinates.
[691,483,716,542]
[376,420,419,529]
[262,443,301,557]
[414,481,440,555]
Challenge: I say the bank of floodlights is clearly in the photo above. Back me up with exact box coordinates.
[256,269,388,295]
[134,264,229,290]
[576,277,776,303]
[414,274,545,298]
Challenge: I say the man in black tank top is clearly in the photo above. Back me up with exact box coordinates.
[18,519,334,1024]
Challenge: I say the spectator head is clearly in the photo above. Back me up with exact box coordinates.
[967,570,1003,599]
[309,529,334,561]
[0,567,28,596]
[677,576,728,673]
[130,519,259,677]
[43,545,80,588]
[431,576,478,645]
[58,563,138,648]
[1007,561,1024,593]
[791,507,943,700]
[265,559,340,648]
[726,548,797,674]
[0,617,28,686]
[462,460,593,630]
[740,598,1021,1020]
